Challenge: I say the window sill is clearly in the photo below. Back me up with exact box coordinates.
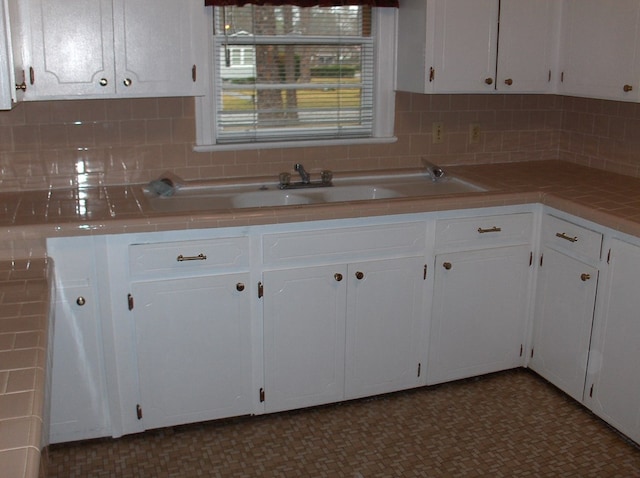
[193,136,397,153]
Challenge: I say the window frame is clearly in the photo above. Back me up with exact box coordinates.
[195,5,397,151]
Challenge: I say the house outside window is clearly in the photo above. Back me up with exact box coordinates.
[196,4,396,151]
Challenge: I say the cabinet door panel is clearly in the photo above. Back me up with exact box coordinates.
[530,247,598,402]
[114,0,204,96]
[50,285,111,443]
[428,245,530,384]
[432,0,498,92]
[27,0,114,97]
[345,257,425,399]
[560,0,640,101]
[133,273,252,430]
[585,239,640,444]
[263,265,347,413]
[497,0,556,93]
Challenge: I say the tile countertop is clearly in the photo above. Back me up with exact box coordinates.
[2,160,640,241]
[0,159,638,477]
[0,259,53,478]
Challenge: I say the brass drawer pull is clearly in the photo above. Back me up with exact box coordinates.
[177,253,207,262]
[443,262,452,270]
[334,273,343,282]
[236,282,245,292]
[581,273,591,282]
[478,226,502,234]
[556,232,578,243]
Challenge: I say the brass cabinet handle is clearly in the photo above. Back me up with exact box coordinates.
[236,282,245,292]
[123,78,133,87]
[556,232,578,243]
[355,271,364,280]
[443,262,452,270]
[177,253,207,262]
[76,296,86,306]
[504,78,513,86]
[485,77,494,85]
[334,273,343,282]
[99,78,108,86]
[15,81,26,91]
[624,84,633,92]
[581,273,591,282]
[478,226,502,234]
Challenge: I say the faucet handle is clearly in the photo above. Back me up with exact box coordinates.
[321,170,333,185]
[279,172,291,188]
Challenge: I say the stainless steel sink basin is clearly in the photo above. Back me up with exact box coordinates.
[141,173,486,213]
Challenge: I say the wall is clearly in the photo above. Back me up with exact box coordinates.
[0,91,634,191]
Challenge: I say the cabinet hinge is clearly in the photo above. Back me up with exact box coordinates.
[258,281,263,299]
[29,66,34,85]
[589,384,594,398]
[529,251,533,266]
[136,404,143,420]
[539,254,544,267]
[417,362,421,377]
[259,387,265,402]
[128,293,134,311]
[520,344,523,357]
[192,64,197,83]
[548,70,551,82]
[530,347,534,358]
[607,248,611,264]
[429,66,435,82]
[561,71,564,83]
[423,264,428,280]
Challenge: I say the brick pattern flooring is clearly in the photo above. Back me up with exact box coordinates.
[47,369,640,477]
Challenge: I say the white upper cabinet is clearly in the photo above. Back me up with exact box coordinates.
[559,0,640,101]
[0,0,24,109]
[397,0,558,94]
[20,0,206,99]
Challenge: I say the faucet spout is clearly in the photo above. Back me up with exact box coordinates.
[294,163,311,184]
[422,159,446,182]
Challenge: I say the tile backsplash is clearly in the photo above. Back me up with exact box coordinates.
[0,92,637,191]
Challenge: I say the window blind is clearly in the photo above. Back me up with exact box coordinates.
[212,5,376,145]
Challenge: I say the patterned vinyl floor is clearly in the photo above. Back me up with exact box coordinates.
[47,369,640,477]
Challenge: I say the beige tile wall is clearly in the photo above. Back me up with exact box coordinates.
[0,91,634,191]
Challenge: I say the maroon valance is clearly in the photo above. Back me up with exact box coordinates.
[205,0,399,7]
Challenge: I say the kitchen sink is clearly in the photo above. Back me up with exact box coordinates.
[141,173,487,213]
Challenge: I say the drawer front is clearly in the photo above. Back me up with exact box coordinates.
[435,213,533,250]
[263,222,426,265]
[129,237,250,276]
[542,215,602,261]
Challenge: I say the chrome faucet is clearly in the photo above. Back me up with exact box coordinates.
[294,163,311,184]
[422,159,446,182]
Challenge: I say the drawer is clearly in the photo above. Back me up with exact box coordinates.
[435,213,533,250]
[263,222,426,265]
[129,237,250,276]
[541,215,602,261]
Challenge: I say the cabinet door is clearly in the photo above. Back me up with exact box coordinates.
[263,265,347,413]
[113,0,205,96]
[431,0,499,93]
[428,245,530,385]
[530,247,598,402]
[132,273,252,430]
[497,0,558,93]
[26,0,115,98]
[345,257,426,400]
[559,0,640,101]
[585,239,640,444]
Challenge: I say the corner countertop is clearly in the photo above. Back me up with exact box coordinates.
[2,160,640,240]
[0,258,52,478]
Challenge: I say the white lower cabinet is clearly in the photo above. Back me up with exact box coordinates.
[530,247,598,401]
[47,237,111,443]
[263,265,347,413]
[429,245,531,384]
[428,213,534,385]
[584,238,640,444]
[131,273,252,430]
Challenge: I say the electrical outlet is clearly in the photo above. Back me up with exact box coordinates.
[469,123,481,144]
[432,122,444,144]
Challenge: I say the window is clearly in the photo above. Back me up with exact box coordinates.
[196,4,396,150]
